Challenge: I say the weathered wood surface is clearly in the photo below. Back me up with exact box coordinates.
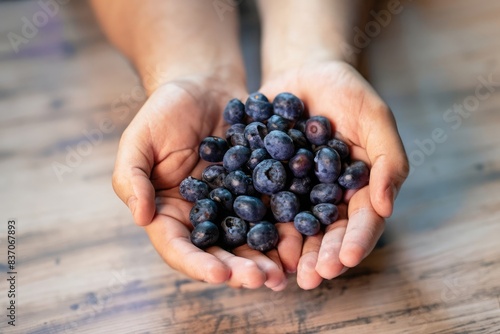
[0,0,499,333]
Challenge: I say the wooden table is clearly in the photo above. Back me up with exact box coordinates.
[1,1,499,333]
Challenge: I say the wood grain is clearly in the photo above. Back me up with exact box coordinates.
[0,0,499,333]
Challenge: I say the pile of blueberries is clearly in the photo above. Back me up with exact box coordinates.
[179,92,369,253]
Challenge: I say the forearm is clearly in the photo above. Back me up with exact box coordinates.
[90,0,245,94]
[257,0,368,80]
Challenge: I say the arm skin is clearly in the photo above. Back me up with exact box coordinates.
[257,0,409,289]
[90,0,246,94]
[258,0,366,79]
[90,0,288,291]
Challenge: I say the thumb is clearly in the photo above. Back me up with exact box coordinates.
[112,132,156,226]
[364,107,409,218]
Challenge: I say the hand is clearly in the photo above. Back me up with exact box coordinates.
[259,61,409,289]
[112,75,288,290]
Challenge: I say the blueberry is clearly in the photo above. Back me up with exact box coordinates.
[201,165,227,189]
[327,138,350,160]
[310,183,343,205]
[179,177,209,202]
[223,98,245,125]
[287,129,309,149]
[294,118,308,133]
[189,199,218,227]
[223,145,251,171]
[247,221,279,252]
[267,115,290,132]
[244,122,268,150]
[233,195,267,222]
[338,161,370,189]
[190,221,219,248]
[209,187,234,211]
[270,191,299,222]
[220,216,248,248]
[294,212,321,236]
[312,203,339,225]
[314,147,341,183]
[288,176,312,195]
[224,170,253,195]
[289,148,314,178]
[305,116,332,145]
[226,123,248,147]
[246,148,270,170]
[264,130,295,161]
[199,136,229,162]
[245,92,273,122]
[252,159,287,195]
[272,92,304,122]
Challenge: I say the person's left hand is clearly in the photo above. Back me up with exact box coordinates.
[112,75,288,290]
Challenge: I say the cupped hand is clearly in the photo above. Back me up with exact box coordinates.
[259,61,409,289]
[112,76,287,290]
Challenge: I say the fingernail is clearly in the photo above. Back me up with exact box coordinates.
[340,266,349,275]
[286,267,297,274]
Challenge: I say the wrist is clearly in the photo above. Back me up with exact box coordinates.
[258,0,363,82]
[116,1,246,95]
[261,46,352,83]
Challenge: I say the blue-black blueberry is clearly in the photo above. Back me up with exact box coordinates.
[223,98,245,125]
[179,176,209,202]
[270,191,300,222]
[190,221,219,248]
[294,211,321,236]
[199,136,229,162]
[272,92,304,122]
[338,161,370,189]
[189,199,218,227]
[246,221,279,252]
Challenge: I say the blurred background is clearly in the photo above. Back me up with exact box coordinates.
[1,0,499,333]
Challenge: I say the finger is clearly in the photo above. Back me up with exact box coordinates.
[275,222,303,274]
[145,214,231,284]
[297,232,324,290]
[113,131,155,226]
[343,189,358,203]
[362,106,409,218]
[339,187,385,268]
[207,247,267,289]
[233,245,287,291]
[315,205,349,279]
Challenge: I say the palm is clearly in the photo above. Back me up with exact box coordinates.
[262,63,376,143]
[147,82,227,229]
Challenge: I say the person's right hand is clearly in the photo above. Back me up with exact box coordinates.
[112,75,288,291]
[259,61,409,289]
